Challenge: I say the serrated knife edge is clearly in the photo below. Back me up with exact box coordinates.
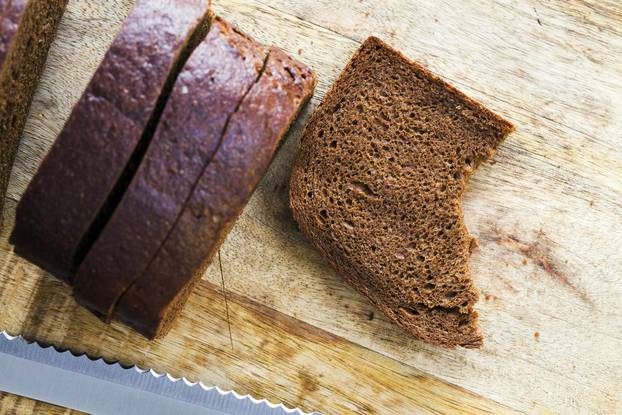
[0,331,322,415]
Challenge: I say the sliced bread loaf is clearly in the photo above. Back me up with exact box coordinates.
[289,37,514,348]
[73,16,267,320]
[10,0,211,281]
[0,0,67,226]
[114,47,316,338]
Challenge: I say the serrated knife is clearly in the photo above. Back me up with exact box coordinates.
[0,332,320,415]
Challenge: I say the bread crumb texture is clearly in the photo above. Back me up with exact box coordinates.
[290,37,514,348]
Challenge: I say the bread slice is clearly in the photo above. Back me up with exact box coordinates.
[10,0,211,281]
[0,0,67,227]
[73,16,267,321]
[114,47,316,339]
[290,37,514,348]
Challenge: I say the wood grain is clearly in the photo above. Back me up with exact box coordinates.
[1,0,621,414]
[0,391,84,414]
[0,200,516,415]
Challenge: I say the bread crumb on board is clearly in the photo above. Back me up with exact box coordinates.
[484,293,497,301]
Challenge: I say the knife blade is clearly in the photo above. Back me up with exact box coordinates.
[0,331,320,415]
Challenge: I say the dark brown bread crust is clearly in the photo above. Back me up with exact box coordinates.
[9,0,211,280]
[0,0,67,227]
[73,16,267,321]
[115,47,316,338]
[290,37,514,348]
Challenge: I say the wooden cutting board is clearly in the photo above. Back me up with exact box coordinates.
[1,0,621,413]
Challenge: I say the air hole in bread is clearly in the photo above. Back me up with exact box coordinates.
[400,307,419,316]
[350,181,376,198]
[284,66,296,80]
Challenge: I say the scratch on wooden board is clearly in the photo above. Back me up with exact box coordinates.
[218,250,234,350]
[481,227,591,305]
[490,271,518,294]
[533,7,543,26]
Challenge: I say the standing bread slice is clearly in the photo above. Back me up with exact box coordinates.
[115,47,315,338]
[290,37,514,348]
[73,16,267,320]
[10,0,211,281]
[0,0,67,227]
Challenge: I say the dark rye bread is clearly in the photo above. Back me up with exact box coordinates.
[10,0,211,281]
[73,16,267,320]
[0,0,66,226]
[290,37,514,348]
[115,47,315,338]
